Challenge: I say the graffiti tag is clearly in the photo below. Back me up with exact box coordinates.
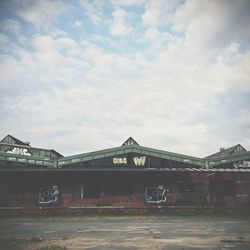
[113,158,127,164]
[38,186,60,205]
[234,161,250,168]
[145,186,166,204]
[6,147,31,156]
[134,156,146,166]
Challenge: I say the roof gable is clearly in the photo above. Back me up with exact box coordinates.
[0,134,63,159]
[1,135,29,146]
[122,137,139,146]
[58,144,205,167]
[205,144,247,159]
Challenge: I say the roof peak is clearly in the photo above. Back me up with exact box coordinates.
[1,134,30,146]
[121,137,139,147]
[205,144,247,159]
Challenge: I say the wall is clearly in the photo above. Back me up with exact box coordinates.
[0,171,249,208]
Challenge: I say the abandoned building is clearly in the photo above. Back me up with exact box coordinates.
[0,135,250,209]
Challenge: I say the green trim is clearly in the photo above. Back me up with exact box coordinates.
[0,151,55,167]
[0,144,250,169]
[207,151,250,166]
[57,145,205,167]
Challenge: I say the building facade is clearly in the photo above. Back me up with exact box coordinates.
[0,135,250,209]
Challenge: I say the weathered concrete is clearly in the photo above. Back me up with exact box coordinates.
[0,215,250,249]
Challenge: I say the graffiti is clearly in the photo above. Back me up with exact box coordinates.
[38,186,60,205]
[234,161,250,168]
[145,186,166,204]
[6,147,31,156]
[113,156,147,166]
[134,156,146,166]
[113,157,127,164]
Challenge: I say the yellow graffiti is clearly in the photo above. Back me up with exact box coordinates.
[113,158,127,164]
[133,156,146,166]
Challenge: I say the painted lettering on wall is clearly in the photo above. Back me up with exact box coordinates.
[113,158,127,164]
[134,156,146,166]
[6,147,31,156]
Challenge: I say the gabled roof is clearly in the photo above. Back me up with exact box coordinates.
[0,136,249,170]
[0,134,63,158]
[58,144,205,167]
[205,144,247,159]
[1,134,30,146]
[122,137,139,146]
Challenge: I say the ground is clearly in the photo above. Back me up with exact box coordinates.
[0,214,250,249]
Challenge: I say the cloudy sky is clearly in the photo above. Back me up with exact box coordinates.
[0,0,250,157]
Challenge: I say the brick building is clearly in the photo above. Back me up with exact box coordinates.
[0,135,250,209]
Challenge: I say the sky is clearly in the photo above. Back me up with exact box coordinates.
[0,0,250,157]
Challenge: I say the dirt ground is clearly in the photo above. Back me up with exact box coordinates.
[0,215,250,249]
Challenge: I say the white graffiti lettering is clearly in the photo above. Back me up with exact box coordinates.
[134,156,146,166]
[234,161,250,168]
[38,186,60,205]
[145,186,166,204]
[6,147,31,156]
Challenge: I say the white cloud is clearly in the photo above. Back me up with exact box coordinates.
[110,0,145,6]
[78,0,104,25]
[2,19,22,34]
[0,0,250,157]
[142,0,179,27]
[144,27,160,40]
[16,0,71,29]
[0,33,10,45]
[111,8,131,36]
[32,35,55,51]
[173,0,250,49]
[74,20,83,27]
